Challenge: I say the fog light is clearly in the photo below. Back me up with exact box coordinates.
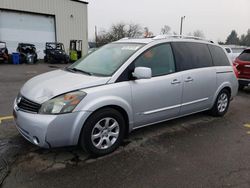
[33,137,39,145]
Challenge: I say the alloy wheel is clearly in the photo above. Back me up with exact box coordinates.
[91,117,120,150]
[217,93,228,113]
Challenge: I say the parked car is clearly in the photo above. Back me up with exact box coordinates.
[88,42,98,54]
[223,46,246,62]
[13,36,238,156]
[44,42,69,64]
[17,43,38,64]
[0,41,9,63]
[233,48,250,90]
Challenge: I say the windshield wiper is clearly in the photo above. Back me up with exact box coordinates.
[65,67,92,76]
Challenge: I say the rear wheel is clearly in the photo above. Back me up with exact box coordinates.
[209,89,230,117]
[80,108,125,157]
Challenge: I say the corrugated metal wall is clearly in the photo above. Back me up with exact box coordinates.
[0,0,88,55]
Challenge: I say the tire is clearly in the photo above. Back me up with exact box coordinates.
[209,89,230,117]
[80,108,125,157]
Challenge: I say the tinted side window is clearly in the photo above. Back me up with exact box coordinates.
[208,45,230,66]
[238,50,250,61]
[134,43,176,77]
[172,42,213,71]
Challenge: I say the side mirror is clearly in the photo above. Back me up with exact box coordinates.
[132,67,152,79]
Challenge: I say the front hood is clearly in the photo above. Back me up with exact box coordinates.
[20,69,111,103]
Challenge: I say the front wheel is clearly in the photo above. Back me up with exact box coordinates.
[80,108,125,157]
[209,89,230,117]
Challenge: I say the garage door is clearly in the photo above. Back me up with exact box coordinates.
[0,10,56,59]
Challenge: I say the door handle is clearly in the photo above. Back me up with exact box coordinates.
[184,77,194,82]
[171,79,181,85]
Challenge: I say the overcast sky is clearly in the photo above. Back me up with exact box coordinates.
[86,0,250,42]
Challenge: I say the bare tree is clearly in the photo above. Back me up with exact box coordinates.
[144,27,154,38]
[193,30,205,38]
[96,22,143,46]
[127,23,143,38]
[173,31,178,35]
[111,23,127,40]
[161,25,171,35]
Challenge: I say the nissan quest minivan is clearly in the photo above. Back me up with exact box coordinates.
[13,36,238,156]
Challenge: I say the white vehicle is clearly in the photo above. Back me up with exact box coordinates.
[14,36,238,156]
[223,45,246,62]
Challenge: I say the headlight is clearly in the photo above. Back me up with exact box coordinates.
[39,91,86,114]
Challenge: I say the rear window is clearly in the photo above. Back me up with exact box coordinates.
[172,42,213,71]
[208,45,230,66]
[238,50,250,61]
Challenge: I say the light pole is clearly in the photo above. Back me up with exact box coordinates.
[180,16,186,35]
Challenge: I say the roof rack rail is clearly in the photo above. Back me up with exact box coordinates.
[153,35,214,43]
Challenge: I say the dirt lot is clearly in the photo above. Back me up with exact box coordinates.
[0,63,250,188]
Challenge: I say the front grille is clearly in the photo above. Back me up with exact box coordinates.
[17,96,41,113]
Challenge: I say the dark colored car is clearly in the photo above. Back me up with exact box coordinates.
[234,48,250,89]
[17,43,38,64]
[44,42,69,64]
[0,41,9,63]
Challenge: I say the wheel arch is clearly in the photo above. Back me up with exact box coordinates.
[77,104,131,145]
[212,83,232,108]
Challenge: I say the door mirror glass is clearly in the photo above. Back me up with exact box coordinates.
[132,67,152,79]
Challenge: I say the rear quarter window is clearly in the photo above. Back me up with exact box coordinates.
[208,45,230,66]
[172,42,213,71]
[238,50,250,61]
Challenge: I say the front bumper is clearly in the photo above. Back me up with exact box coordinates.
[13,100,91,148]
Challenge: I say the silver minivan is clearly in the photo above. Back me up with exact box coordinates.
[13,36,238,156]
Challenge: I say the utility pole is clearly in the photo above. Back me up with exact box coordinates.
[95,26,98,45]
[180,16,186,35]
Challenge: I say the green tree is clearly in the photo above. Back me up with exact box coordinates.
[218,41,224,45]
[225,30,240,45]
[240,29,250,46]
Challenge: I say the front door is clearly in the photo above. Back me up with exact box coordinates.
[130,43,183,128]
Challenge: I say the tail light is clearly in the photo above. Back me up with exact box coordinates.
[232,65,239,78]
[233,62,239,68]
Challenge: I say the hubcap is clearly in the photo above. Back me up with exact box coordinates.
[91,117,120,150]
[217,93,228,113]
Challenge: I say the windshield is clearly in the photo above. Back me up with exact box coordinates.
[0,43,6,49]
[68,43,144,76]
[47,43,63,50]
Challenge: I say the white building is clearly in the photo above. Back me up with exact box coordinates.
[0,0,88,59]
